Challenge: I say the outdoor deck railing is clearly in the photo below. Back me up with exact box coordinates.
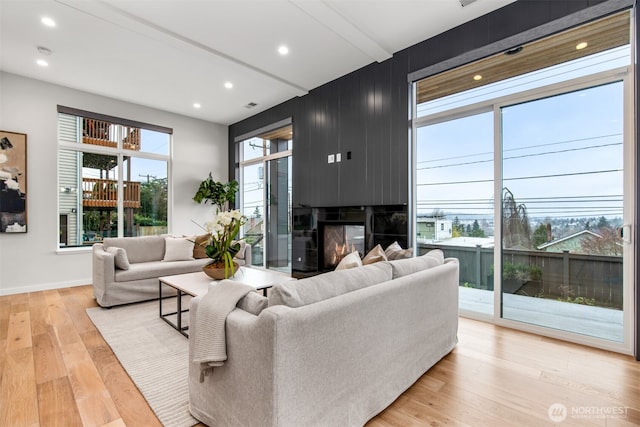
[82,119,141,151]
[82,178,141,208]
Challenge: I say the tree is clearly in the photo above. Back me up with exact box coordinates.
[580,227,622,256]
[137,177,168,225]
[597,216,610,229]
[533,223,550,248]
[502,187,531,249]
[452,216,463,237]
[469,219,485,237]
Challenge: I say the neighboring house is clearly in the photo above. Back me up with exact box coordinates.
[537,229,602,253]
[417,216,452,242]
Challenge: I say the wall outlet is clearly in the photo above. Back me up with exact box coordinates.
[328,154,335,163]
[336,153,341,162]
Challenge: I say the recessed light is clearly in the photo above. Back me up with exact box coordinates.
[36,59,49,67]
[193,103,201,109]
[473,74,482,81]
[41,17,56,27]
[224,82,233,89]
[576,41,588,50]
[278,45,289,55]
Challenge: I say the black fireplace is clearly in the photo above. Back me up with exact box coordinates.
[292,205,408,278]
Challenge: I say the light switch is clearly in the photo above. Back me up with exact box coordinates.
[336,153,342,162]
[328,154,335,163]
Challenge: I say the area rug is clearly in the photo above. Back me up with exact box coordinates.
[86,300,197,427]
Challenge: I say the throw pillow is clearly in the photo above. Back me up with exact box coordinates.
[362,244,387,265]
[192,233,211,259]
[163,237,195,262]
[335,250,362,270]
[385,241,413,260]
[388,249,445,278]
[106,246,130,270]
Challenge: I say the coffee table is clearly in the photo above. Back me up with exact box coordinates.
[158,267,293,337]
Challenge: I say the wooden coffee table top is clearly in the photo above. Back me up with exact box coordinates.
[159,267,294,297]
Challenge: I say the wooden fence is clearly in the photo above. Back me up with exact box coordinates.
[419,243,623,309]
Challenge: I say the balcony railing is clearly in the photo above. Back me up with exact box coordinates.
[82,178,140,208]
[82,119,141,151]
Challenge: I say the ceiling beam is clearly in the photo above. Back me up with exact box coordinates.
[289,0,392,63]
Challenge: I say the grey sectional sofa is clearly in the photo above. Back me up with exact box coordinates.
[92,234,251,307]
[188,250,459,426]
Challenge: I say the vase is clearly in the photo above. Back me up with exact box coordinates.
[203,261,240,280]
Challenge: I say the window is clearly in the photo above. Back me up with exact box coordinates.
[58,107,171,248]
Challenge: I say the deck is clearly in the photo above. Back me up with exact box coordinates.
[459,287,624,342]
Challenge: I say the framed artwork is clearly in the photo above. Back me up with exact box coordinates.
[0,130,27,232]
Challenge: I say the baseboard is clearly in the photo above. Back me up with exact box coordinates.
[0,278,91,296]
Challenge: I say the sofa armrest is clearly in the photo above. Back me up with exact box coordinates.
[92,243,116,306]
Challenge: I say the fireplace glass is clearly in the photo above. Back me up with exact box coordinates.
[322,224,365,269]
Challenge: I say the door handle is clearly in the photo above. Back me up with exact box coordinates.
[619,224,632,244]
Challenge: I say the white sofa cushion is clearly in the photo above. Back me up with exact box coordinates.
[388,249,444,278]
[114,258,211,282]
[163,236,195,261]
[103,235,166,263]
[268,262,392,308]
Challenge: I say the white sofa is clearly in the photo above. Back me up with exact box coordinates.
[92,235,251,307]
[188,250,459,426]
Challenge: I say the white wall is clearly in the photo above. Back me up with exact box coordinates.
[0,72,228,295]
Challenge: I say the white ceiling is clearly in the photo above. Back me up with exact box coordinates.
[0,0,515,125]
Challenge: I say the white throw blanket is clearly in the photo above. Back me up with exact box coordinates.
[192,280,254,382]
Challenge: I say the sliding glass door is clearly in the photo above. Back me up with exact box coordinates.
[413,72,633,352]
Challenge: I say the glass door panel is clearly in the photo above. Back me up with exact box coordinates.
[242,163,265,266]
[416,111,494,316]
[500,81,625,342]
[265,156,292,272]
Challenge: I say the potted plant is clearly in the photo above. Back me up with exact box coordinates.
[193,174,245,278]
[199,209,248,279]
[193,173,239,212]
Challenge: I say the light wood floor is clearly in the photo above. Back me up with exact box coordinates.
[1,285,639,427]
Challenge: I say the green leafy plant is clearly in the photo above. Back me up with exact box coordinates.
[193,173,239,212]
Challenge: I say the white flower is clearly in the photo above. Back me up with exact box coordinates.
[219,214,232,226]
[230,209,243,220]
